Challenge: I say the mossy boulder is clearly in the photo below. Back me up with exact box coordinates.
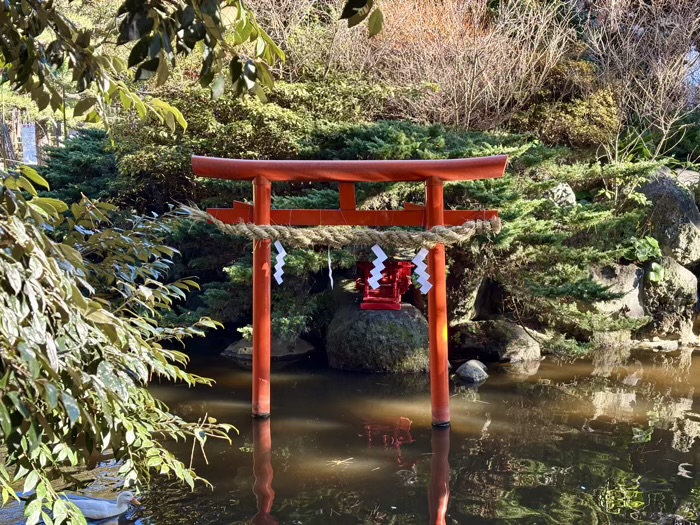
[451,320,541,362]
[325,304,429,373]
[638,257,697,340]
[590,264,645,319]
[641,169,700,267]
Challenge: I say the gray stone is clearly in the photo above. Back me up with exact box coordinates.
[491,321,541,362]
[451,320,541,362]
[677,169,700,189]
[641,168,700,266]
[639,257,697,339]
[455,360,488,383]
[590,264,645,319]
[632,340,680,353]
[678,168,700,207]
[545,182,576,208]
[502,359,541,379]
[447,251,504,322]
[222,337,314,369]
[326,304,429,373]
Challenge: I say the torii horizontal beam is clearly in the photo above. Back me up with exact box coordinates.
[192,155,508,183]
[208,202,498,227]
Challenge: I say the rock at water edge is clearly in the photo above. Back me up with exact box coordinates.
[639,257,697,339]
[455,360,489,383]
[451,319,541,362]
[222,337,315,368]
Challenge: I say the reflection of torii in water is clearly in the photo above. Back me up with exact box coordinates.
[250,418,451,525]
[430,427,450,525]
[363,416,415,468]
[251,419,278,525]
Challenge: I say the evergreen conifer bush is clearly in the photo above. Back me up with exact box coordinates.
[39,129,118,204]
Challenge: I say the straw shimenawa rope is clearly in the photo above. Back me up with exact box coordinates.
[182,206,502,249]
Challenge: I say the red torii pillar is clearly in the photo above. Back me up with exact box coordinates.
[192,156,507,426]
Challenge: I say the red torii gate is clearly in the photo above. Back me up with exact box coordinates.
[192,155,508,426]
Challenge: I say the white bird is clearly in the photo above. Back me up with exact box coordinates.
[60,491,141,521]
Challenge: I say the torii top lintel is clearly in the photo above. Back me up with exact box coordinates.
[192,155,508,183]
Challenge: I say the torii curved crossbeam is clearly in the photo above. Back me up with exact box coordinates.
[192,155,508,182]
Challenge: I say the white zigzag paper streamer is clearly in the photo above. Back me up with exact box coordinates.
[368,244,388,290]
[328,247,334,290]
[412,248,432,294]
[273,241,287,285]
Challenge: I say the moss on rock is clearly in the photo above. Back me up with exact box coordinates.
[326,304,429,373]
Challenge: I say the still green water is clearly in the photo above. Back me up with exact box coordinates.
[138,348,700,525]
[3,348,700,524]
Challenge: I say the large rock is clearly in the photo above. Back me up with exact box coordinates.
[451,320,541,362]
[545,182,576,208]
[641,168,700,266]
[326,304,429,373]
[455,360,488,383]
[677,168,700,189]
[590,264,645,319]
[677,169,700,207]
[222,337,314,368]
[639,257,697,339]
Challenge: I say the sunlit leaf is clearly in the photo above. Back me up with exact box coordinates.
[61,392,81,426]
[20,166,49,190]
[367,8,384,37]
[73,96,97,117]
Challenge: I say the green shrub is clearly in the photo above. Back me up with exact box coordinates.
[39,129,119,203]
[268,78,391,123]
[296,120,659,337]
[513,89,621,149]
[0,168,232,524]
[112,76,391,214]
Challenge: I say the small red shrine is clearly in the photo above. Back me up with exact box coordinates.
[356,260,413,311]
[191,155,507,427]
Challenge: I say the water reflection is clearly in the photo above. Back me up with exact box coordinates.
[429,427,450,525]
[247,417,451,524]
[137,352,700,523]
[251,419,277,525]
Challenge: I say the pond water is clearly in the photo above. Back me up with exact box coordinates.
[141,348,700,525]
[4,348,700,524]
